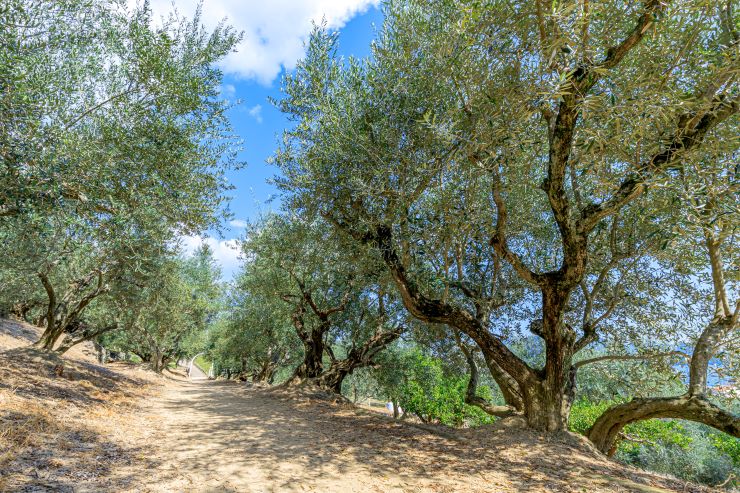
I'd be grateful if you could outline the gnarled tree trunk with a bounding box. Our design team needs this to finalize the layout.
[33,269,109,351]
[284,282,351,384]
[588,232,740,454]
[254,357,278,383]
[315,325,403,393]
[588,394,740,456]
[291,325,328,380]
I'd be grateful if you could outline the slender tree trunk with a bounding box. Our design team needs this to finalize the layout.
[34,325,63,351]
[34,274,62,351]
[456,334,521,418]
[54,324,117,355]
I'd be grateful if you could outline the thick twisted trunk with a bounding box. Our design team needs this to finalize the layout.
[588,232,740,454]
[34,327,64,351]
[151,349,167,373]
[315,359,352,393]
[373,224,580,431]
[588,395,740,456]
[520,380,575,431]
[482,355,525,412]
[285,283,349,383]
[526,283,577,431]
[291,325,327,380]
[254,358,278,383]
[33,269,109,351]
[315,326,403,394]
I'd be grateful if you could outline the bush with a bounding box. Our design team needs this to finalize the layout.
[396,351,494,427]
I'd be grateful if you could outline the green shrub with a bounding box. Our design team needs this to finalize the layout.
[711,432,740,467]
[397,351,494,427]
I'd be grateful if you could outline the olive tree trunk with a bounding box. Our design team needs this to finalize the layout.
[314,325,403,394]
[587,233,740,454]
[33,269,109,351]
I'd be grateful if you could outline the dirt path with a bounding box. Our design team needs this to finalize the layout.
[2,319,711,493]
[188,362,208,380]
[134,380,414,492]
[125,380,698,493]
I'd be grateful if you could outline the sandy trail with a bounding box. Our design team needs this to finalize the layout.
[1,320,710,493]
[136,380,413,493]
[127,379,690,493]
[188,362,209,380]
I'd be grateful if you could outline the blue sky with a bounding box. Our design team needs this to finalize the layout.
[160,1,385,278]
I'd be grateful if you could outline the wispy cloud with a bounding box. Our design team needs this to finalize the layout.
[248,104,263,123]
[229,219,249,229]
[219,83,236,100]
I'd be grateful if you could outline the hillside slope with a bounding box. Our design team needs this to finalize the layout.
[0,319,717,492]
[0,320,161,492]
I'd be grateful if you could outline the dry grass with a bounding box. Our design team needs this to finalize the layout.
[0,392,65,448]
[0,320,161,492]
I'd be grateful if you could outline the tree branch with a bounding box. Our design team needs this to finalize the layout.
[455,330,519,418]
[489,171,541,285]
[574,350,688,370]
[578,93,740,233]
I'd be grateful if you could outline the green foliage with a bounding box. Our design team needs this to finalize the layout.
[620,423,738,488]
[99,244,224,372]
[194,355,212,373]
[0,0,240,352]
[568,400,613,436]
[389,349,494,427]
[710,432,740,467]
[1,0,241,229]
[570,400,692,452]
[1,1,737,490]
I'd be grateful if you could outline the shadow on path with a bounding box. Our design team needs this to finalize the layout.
[142,380,700,493]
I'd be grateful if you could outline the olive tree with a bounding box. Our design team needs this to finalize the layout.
[1,0,241,351]
[240,215,405,393]
[273,0,739,439]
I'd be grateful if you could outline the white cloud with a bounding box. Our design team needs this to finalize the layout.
[219,83,236,99]
[229,219,249,228]
[181,235,241,280]
[137,0,380,85]
[247,104,263,123]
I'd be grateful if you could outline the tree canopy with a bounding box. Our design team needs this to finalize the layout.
[271,0,739,452]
